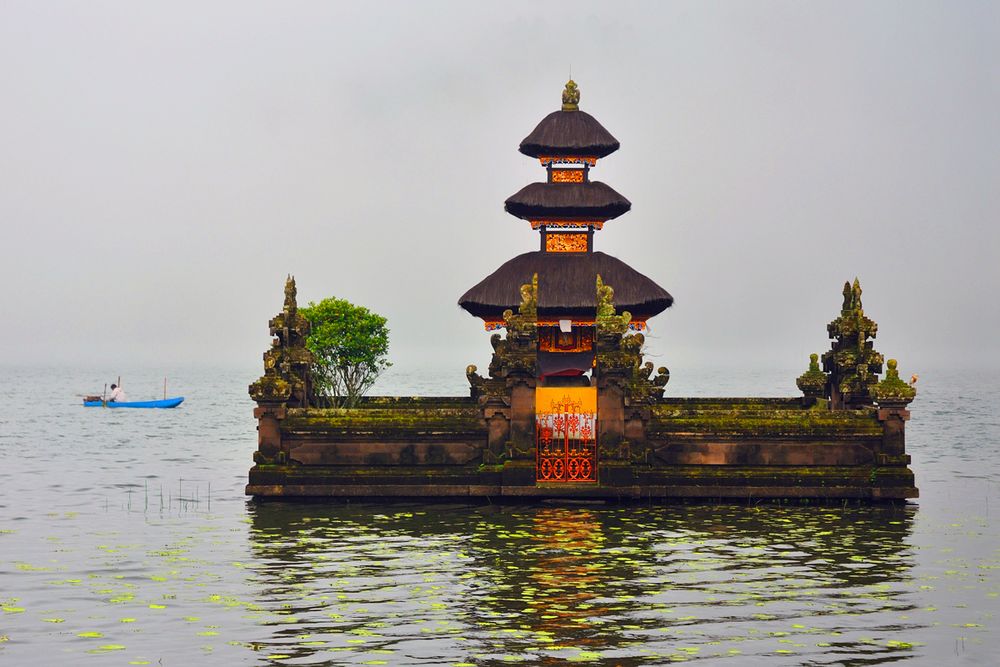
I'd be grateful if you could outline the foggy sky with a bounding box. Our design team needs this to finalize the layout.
[1,1,997,378]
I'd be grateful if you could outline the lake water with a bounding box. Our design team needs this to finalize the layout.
[1,365,998,665]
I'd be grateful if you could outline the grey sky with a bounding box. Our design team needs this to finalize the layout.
[1,1,997,377]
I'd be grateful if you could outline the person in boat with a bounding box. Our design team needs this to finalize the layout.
[108,383,127,402]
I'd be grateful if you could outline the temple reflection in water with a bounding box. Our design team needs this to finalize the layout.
[244,502,917,664]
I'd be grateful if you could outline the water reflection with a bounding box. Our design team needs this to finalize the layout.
[245,502,923,665]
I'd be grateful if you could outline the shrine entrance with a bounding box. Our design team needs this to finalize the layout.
[535,387,598,483]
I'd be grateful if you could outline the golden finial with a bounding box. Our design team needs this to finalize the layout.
[562,79,580,111]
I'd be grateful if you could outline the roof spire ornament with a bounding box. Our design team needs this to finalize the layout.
[562,79,580,111]
[283,274,298,315]
[822,278,884,409]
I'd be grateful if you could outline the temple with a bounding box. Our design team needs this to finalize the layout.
[247,81,917,501]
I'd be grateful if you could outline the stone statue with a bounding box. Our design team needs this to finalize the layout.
[596,274,616,319]
[562,79,580,111]
[466,364,486,399]
[517,273,538,318]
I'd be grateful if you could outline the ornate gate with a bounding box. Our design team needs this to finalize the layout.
[535,387,598,483]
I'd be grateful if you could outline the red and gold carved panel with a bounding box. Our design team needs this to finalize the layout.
[545,233,588,253]
[550,169,585,183]
[536,387,597,483]
[538,327,594,352]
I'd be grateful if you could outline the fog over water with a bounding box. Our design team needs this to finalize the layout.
[1,2,997,375]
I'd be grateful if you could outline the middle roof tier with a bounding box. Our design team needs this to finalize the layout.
[504,182,631,222]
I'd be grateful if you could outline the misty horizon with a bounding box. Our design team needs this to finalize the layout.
[2,2,997,378]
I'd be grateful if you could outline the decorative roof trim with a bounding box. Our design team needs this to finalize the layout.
[538,156,598,166]
[484,319,647,332]
[530,220,605,230]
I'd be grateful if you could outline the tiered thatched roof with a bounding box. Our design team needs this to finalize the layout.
[458,251,673,319]
[519,110,620,159]
[504,182,631,221]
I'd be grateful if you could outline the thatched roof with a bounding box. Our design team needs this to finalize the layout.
[505,182,631,221]
[519,110,620,159]
[458,251,673,319]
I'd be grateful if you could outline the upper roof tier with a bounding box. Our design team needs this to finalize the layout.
[518,80,620,159]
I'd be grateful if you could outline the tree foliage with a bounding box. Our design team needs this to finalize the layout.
[300,297,391,407]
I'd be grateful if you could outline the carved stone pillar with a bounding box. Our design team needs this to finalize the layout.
[597,371,627,455]
[483,400,511,464]
[877,403,910,458]
[508,374,537,459]
[871,359,917,462]
[624,405,651,464]
[252,401,288,464]
[249,375,291,464]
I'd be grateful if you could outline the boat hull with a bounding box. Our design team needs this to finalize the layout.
[83,397,184,409]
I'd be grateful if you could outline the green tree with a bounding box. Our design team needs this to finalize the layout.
[300,297,391,407]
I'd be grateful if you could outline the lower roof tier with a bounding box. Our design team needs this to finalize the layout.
[504,182,631,221]
[458,251,673,320]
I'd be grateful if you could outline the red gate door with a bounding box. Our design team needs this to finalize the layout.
[536,387,597,483]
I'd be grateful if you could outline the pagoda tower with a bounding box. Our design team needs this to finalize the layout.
[459,81,672,484]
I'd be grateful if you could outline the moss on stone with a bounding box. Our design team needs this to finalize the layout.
[283,408,485,440]
[871,359,916,403]
[649,400,882,436]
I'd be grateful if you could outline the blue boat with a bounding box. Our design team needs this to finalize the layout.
[83,397,184,409]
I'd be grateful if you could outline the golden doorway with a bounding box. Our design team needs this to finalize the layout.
[535,387,598,483]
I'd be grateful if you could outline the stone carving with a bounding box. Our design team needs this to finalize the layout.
[249,275,313,408]
[596,274,630,336]
[870,359,916,405]
[822,278,884,409]
[595,275,637,376]
[466,364,486,400]
[518,272,538,319]
[470,275,541,463]
[796,353,827,403]
[625,362,670,407]
[593,275,665,464]
[493,273,539,378]
[653,366,671,390]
